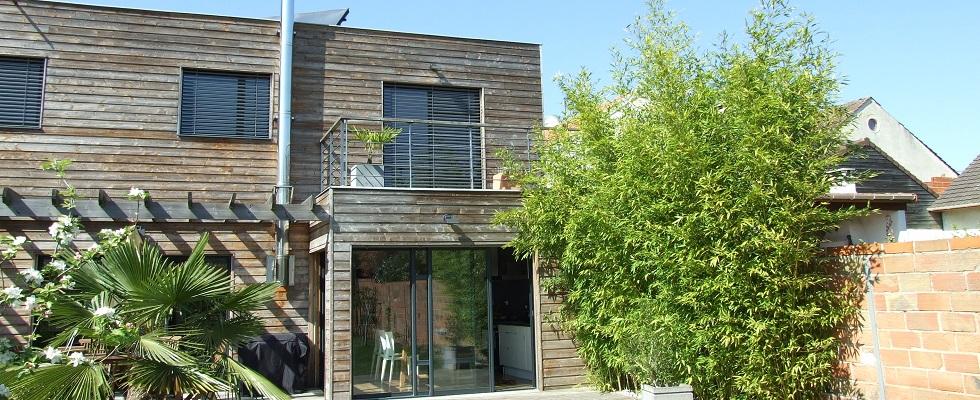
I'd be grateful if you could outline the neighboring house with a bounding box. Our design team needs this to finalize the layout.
[929,154,980,232]
[822,97,958,245]
[0,1,581,399]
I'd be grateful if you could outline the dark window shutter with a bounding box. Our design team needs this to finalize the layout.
[179,70,271,138]
[0,57,44,128]
[382,84,481,189]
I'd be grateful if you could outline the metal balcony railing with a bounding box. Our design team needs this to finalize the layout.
[319,117,534,191]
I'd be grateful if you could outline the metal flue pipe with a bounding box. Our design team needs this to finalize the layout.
[273,0,294,284]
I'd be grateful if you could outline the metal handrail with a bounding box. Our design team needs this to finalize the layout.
[319,116,535,191]
[319,116,531,144]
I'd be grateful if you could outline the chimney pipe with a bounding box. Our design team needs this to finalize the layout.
[273,0,294,284]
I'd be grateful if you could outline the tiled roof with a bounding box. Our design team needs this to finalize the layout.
[844,97,871,114]
[930,155,980,211]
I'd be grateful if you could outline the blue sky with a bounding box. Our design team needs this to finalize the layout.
[67,1,979,171]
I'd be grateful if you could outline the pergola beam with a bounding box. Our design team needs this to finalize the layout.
[0,188,326,222]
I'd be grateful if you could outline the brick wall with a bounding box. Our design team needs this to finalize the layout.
[847,237,980,399]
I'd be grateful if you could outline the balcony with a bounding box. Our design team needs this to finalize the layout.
[319,117,534,191]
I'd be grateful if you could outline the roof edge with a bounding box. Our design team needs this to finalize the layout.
[928,201,980,212]
[859,97,959,176]
[31,1,541,47]
[33,0,277,25]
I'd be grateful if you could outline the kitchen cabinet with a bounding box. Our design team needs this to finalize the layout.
[497,324,533,380]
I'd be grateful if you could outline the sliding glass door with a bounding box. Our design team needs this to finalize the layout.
[351,248,498,398]
[430,249,491,395]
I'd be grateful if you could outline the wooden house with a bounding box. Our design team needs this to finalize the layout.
[0,1,584,398]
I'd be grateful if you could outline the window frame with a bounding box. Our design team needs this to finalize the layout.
[0,55,47,130]
[379,81,486,189]
[176,67,274,140]
[163,253,234,273]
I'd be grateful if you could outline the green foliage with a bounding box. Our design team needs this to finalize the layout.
[352,126,401,163]
[12,235,288,400]
[497,1,866,398]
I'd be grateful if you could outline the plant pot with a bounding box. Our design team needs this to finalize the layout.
[641,384,694,400]
[351,164,384,187]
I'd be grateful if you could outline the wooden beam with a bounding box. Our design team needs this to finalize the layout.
[301,195,314,211]
[1,187,13,206]
[227,193,237,208]
[51,189,62,206]
[98,190,111,207]
[186,191,193,208]
[265,191,275,210]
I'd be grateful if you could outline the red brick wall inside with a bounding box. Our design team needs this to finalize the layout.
[846,237,980,399]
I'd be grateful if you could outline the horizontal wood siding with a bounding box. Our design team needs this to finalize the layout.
[290,25,543,199]
[0,1,280,202]
[536,261,587,390]
[324,188,538,398]
[0,220,308,337]
[840,145,941,229]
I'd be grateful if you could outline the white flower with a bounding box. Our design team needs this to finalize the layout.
[67,351,86,367]
[128,187,146,199]
[23,296,37,311]
[20,269,44,285]
[93,306,116,318]
[48,215,79,246]
[2,287,22,300]
[60,275,75,289]
[11,237,26,246]
[0,383,9,397]
[49,259,67,271]
[43,346,63,363]
[87,243,100,252]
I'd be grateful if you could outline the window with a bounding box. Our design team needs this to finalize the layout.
[164,254,232,272]
[0,56,44,128]
[179,70,270,138]
[383,84,482,189]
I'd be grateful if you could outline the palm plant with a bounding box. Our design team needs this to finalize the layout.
[351,126,400,164]
[0,234,289,400]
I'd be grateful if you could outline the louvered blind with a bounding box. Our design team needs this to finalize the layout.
[179,70,271,138]
[0,57,44,128]
[382,84,481,189]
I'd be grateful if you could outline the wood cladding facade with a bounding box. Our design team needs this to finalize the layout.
[0,1,564,396]
[0,220,309,334]
[0,0,281,203]
[316,188,584,398]
[290,25,542,199]
[840,144,941,229]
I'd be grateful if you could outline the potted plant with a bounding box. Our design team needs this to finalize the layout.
[350,126,400,187]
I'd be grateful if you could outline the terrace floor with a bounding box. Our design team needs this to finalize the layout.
[290,388,634,399]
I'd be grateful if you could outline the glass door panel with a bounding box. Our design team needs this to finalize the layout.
[430,249,491,395]
[413,250,431,396]
[352,250,413,397]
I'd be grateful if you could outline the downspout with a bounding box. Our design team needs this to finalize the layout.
[273,0,294,284]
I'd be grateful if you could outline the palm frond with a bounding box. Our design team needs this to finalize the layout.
[181,313,264,352]
[135,334,195,366]
[223,357,290,400]
[222,283,279,313]
[126,236,230,325]
[4,363,111,400]
[124,359,230,396]
[92,239,170,297]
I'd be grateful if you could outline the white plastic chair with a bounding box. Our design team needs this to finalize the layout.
[378,331,398,385]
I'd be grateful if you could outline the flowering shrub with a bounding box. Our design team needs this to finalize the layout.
[0,160,288,400]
